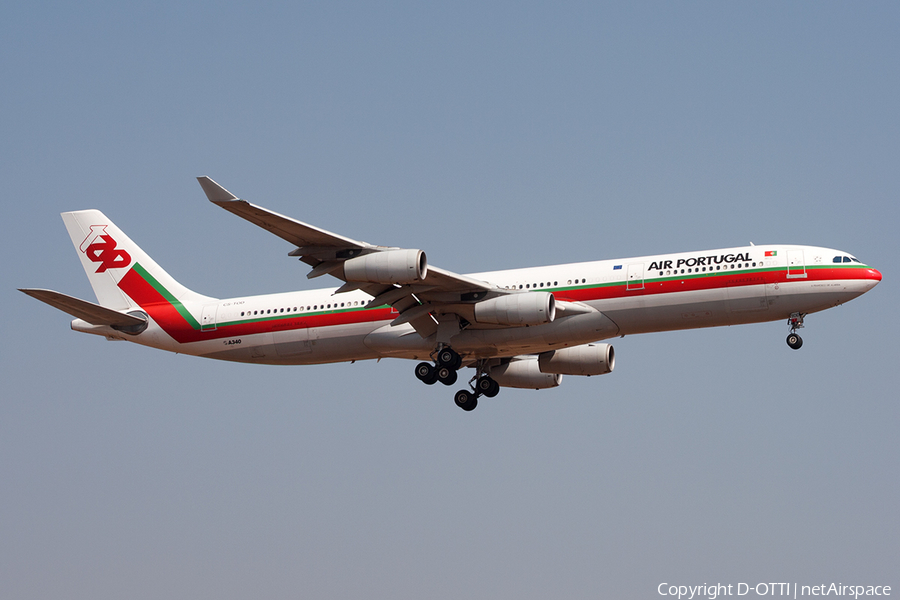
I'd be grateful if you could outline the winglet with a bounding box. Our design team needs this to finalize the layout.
[197,176,239,203]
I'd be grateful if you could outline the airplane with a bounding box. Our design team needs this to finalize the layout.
[21,177,882,411]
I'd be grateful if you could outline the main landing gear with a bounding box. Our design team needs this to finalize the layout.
[414,348,500,411]
[452,374,501,412]
[786,312,806,350]
[414,346,461,386]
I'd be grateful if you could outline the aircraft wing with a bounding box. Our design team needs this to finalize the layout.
[197,177,369,250]
[198,177,497,336]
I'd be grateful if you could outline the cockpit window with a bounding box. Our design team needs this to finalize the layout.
[834,255,862,264]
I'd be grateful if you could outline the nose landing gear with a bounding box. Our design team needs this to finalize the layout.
[786,312,806,350]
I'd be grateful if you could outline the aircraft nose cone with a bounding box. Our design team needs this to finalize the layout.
[863,267,882,291]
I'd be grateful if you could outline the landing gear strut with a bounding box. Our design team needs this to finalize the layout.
[786,312,805,350]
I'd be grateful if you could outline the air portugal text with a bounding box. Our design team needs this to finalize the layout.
[648,252,753,271]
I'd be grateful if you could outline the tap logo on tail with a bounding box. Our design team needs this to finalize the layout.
[80,225,132,273]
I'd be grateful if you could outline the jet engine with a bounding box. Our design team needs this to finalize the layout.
[474,292,556,326]
[538,343,615,376]
[490,357,561,389]
[343,249,427,284]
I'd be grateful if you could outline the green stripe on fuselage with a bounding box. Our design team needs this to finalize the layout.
[132,263,202,330]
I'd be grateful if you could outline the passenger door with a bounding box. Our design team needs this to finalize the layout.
[787,250,807,279]
[626,263,644,291]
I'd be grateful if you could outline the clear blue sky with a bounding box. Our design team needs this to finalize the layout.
[2,2,898,598]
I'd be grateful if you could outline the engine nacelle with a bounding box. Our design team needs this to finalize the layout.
[538,343,615,376]
[490,358,561,389]
[474,292,556,326]
[342,249,427,284]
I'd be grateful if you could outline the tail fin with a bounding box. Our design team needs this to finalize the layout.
[62,210,213,309]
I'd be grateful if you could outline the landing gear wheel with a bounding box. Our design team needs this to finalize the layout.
[415,362,438,385]
[437,348,462,370]
[454,389,478,411]
[437,367,458,386]
[476,376,500,398]
[786,333,803,350]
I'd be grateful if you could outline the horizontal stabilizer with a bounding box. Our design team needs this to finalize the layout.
[19,288,147,327]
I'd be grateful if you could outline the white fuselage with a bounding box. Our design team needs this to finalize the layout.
[84,243,880,366]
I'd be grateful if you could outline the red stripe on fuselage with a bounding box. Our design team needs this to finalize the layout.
[555,266,878,303]
[117,267,395,344]
[117,267,205,343]
[118,265,878,345]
